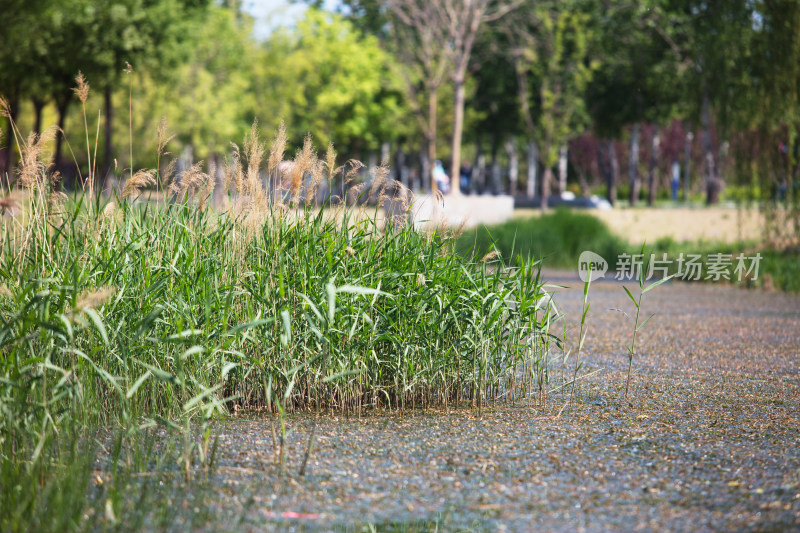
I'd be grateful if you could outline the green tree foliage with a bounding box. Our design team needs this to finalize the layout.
[586,1,687,139]
[264,9,407,156]
[123,5,256,164]
[506,1,595,206]
[0,0,210,178]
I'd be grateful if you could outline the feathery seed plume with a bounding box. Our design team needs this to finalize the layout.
[267,121,287,176]
[244,121,265,198]
[289,134,315,202]
[76,286,117,311]
[73,72,90,103]
[481,250,501,262]
[156,117,175,157]
[0,96,11,118]
[344,159,364,185]
[123,169,156,199]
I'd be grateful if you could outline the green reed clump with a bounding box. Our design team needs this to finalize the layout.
[0,90,562,529]
[1,197,554,427]
[0,112,559,443]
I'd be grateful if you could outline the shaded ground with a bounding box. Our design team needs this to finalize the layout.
[166,279,800,531]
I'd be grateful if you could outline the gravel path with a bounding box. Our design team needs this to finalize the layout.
[205,279,800,532]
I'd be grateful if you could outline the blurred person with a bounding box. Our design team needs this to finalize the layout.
[460,163,472,193]
[433,160,450,194]
[671,160,680,201]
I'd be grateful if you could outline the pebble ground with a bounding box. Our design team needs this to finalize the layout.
[204,278,800,532]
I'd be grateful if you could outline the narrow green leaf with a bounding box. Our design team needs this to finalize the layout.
[623,286,639,309]
[643,273,676,293]
[126,370,152,399]
[637,313,656,331]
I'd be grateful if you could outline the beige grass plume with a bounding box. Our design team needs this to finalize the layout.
[0,96,12,117]
[75,286,116,311]
[344,159,365,185]
[224,144,244,195]
[160,159,178,193]
[102,201,121,222]
[170,161,211,203]
[305,159,326,208]
[480,250,501,262]
[244,121,265,199]
[288,134,315,204]
[370,157,391,199]
[123,169,156,199]
[324,142,338,180]
[268,121,287,177]
[157,117,174,156]
[17,127,57,193]
[73,72,90,103]
[0,284,12,300]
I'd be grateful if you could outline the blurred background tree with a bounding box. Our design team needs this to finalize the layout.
[0,0,798,225]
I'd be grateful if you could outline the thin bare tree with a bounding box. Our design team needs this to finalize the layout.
[388,0,520,195]
[387,0,451,192]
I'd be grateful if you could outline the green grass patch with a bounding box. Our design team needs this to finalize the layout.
[456,208,627,269]
[457,210,799,292]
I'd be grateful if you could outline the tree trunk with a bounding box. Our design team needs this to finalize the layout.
[505,137,518,197]
[608,140,619,206]
[449,77,465,194]
[32,98,45,136]
[490,132,501,195]
[103,85,113,189]
[1,98,19,183]
[647,125,660,206]
[684,131,693,202]
[597,140,611,203]
[541,166,552,211]
[395,147,407,188]
[474,140,485,195]
[381,141,390,167]
[629,123,640,205]
[526,141,538,200]
[419,145,430,193]
[701,94,721,204]
[558,144,568,196]
[427,87,437,194]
